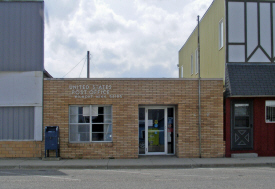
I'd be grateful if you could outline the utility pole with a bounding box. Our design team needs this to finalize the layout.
[87,51,90,78]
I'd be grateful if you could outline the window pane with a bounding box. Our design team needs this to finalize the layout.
[92,133,104,141]
[228,2,245,43]
[70,106,78,115]
[248,48,270,62]
[191,55,193,75]
[92,124,104,132]
[168,108,174,117]
[247,3,258,56]
[91,106,98,116]
[228,45,245,62]
[266,101,275,122]
[235,104,249,116]
[235,116,249,128]
[104,124,112,141]
[139,108,145,121]
[104,114,112,123]
[98,107,104,114]
[104,106,112,115]
[78,125,89,132]
[82,106,90,116]
[92,115,104,123]
[70,124,90,142]
[70,106,90,123]
[104,133,112,141]
[139,108,145,154]
[234,104,250,128]
[78,115,90,123]
[219,20,223,49]
[260,3,271,57]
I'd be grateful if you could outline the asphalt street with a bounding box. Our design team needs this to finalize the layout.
[0,167,275,189]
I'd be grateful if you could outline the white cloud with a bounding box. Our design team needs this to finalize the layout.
[44,0,213,78]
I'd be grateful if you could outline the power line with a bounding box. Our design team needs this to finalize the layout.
[79,57,86,78]
[62,56,86,78]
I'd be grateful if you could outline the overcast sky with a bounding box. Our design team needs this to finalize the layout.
[44,0,213,78]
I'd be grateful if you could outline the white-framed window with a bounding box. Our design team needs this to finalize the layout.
[266,101,275,123]
[195,49,198,74]
[191,54,193,75]
[219,19,223,49]
[69,105,112,142]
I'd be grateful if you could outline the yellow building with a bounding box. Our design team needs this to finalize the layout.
[179,0,275,157]
[178,0,225,80]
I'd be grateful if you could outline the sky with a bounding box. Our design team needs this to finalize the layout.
[44,0,213,78]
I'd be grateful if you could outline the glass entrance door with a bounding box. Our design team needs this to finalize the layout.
[139,106,175,155]
[146,109,165,154]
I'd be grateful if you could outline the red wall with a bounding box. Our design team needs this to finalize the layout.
[225,97,275,157]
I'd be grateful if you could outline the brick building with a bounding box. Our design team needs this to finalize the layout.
[43,78,224,159]
[0,0,225,159]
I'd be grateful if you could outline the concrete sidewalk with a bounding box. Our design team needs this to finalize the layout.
[1,156,275,170]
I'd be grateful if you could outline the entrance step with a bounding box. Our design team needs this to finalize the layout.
[231,153,258,158]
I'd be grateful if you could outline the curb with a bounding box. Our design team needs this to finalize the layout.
[1,163,275,170]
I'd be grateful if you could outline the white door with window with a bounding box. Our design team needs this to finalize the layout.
[139,106,175,155]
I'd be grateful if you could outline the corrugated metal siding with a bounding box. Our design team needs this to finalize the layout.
[0,107,34,140]
[0,2,44,71]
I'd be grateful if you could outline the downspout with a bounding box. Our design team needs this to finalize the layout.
[197,15,202,158]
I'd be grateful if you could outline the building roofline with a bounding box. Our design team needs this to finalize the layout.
[44,78,223,81]
[43,70,53,78]
[179,0,216,52]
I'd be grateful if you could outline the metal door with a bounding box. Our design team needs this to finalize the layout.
[231,101,253,150]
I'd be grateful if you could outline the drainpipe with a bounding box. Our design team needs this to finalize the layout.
[197,15,202,158]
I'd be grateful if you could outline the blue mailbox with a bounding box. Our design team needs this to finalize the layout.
[45,126,60,158]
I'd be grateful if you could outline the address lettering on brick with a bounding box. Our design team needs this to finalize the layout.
[69,84,122,99]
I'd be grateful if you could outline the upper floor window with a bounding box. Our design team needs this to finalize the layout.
[227,1,274,63]
[180,66,183,78]
[191,54,193,75]
[195,49,198,74]
[69,105,112,142]
[219,19,223,49]
[266,101,275,123]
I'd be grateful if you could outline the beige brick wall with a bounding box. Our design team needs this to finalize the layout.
[43,78,224,159]
[0,141,42,158]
